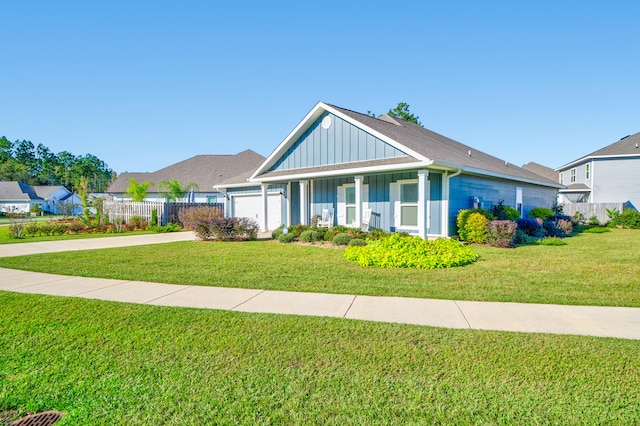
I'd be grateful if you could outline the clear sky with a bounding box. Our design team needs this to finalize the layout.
[2,1,638,174]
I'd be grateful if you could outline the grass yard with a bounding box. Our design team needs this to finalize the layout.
[1,292,639,425]
[0,228,638,307]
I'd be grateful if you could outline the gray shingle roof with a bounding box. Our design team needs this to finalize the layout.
[521,162,559,183]
[0,182,43,201]
[321,104,561,186]
[585,132,640,157]
[108,150,265,193]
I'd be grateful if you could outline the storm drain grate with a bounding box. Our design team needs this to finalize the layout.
[10,411,64,426]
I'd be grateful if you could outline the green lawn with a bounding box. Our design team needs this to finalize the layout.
[1,292,638,425]
[0,228,638,307]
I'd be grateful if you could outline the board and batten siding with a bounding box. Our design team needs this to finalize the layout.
[448,175,557,236]
[591,157,640,208]
[270,113,407,171]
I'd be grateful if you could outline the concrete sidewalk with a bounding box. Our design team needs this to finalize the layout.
[1,232,639,340]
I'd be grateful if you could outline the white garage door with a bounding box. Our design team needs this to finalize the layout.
[233,194,282,231]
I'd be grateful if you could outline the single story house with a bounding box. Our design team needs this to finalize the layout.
[556,132,640,209]
[217,102,562,237]
[107,150,265,203]
[0,182,82,215]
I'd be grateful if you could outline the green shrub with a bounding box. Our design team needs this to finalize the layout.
[323,226,351,241]
[348,238,367,247]
[513,229,539,245]
[610,208,640,229]
[277,233,296,243]
[332,232,353,246]
[151,223,182,233]
[456,208,494,241]
[68,220,86,233]
[465,213,489,244]
[271,225,284,239]
[366,228,391,240]
[151,209,158,227]
[587,216,600,226]
[529,207,554,221]
[537,237,567,246]
[24,222,41,237]
[344,234,479,269]
[288,224,312,238]
[489,199,520,220]
[486,220,517,248]
[299,230,321,243]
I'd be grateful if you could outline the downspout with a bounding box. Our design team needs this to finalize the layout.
[444,169,463,237]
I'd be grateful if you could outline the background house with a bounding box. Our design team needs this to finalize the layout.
[218,102,562,236]
[107,150,265,203]
[556,132,640,210]
[0,182,81,215]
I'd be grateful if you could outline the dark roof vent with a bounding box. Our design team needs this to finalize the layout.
[620,135,631,140]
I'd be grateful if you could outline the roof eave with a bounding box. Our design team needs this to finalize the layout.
[456,165,565,189]
[556,153,640,171]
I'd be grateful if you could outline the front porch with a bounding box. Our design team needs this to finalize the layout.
[256,169,454,239]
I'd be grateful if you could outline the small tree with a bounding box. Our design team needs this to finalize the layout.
[158,179,185,202]
[387,102,422,126]
[125,178,153,202]
[58,199,76,218]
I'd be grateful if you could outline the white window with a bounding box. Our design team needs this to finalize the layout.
[345,186,356,225]
[559,172,563,184]
[400,182,418,226]
[570,168,576,183]
[585,164,590,180]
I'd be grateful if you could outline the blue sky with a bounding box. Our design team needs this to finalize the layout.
[2,1,638,174]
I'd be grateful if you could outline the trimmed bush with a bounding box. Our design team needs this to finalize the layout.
[528,207,554,221]
[271,226,284,239]
[332,233,353,246]
[610,208,640,229]
[513,229,539,245]
[151,223,182,233]
[581,226,610,234]
[348,238,367,247]
[465,212,489,244]
[489,199,520,220]
[456,208,494,241]
[288,224,312,238]
[486,220,517,248]
[344,234,479,269]
[516,218,543,238]
[299,230,321,243]
[587,216,600,226]
[193,217,259,241]
[277,233,296,243]
[178,206,223,230]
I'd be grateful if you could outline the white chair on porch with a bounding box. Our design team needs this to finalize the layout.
[317,208,334,228]
[361,208,372,232]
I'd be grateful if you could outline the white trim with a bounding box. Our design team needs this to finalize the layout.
[556,153,640,171]
[355,176,362,228]
[458,166,565,189]
[254,161,429,183]
[393,178,420,232]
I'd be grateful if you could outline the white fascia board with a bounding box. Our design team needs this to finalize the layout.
[214,181,261,190]
[249,102,430,180]
[559,188,592,193]
[555,153,640,171]
[253,160,430,183]
[460,166,565,189]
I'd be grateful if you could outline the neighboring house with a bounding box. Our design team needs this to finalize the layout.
[107,150,266,203]
[555,132,640,209]
[522,162,559,184]
[0,182,82,215]
[217,102,562,236]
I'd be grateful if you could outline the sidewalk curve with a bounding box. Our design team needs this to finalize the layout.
[1,232,639,340]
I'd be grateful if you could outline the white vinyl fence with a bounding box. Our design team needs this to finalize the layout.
[103,201,224,226]
[560,202,630,223]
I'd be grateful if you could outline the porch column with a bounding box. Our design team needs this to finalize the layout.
[418,170,429,239]
[285,182,291,227]
[442,172,449,237]
[354,175,362,228]
[299,180,308,225]
[261,184,268,232]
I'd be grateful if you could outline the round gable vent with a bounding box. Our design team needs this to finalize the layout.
[321,115,332,129]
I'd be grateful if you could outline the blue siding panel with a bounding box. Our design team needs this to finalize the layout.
[270,113,407,171]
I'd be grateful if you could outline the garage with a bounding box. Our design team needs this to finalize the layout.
[232,193,282,231]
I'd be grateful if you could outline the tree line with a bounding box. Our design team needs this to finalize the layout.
[0,136,114,192]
